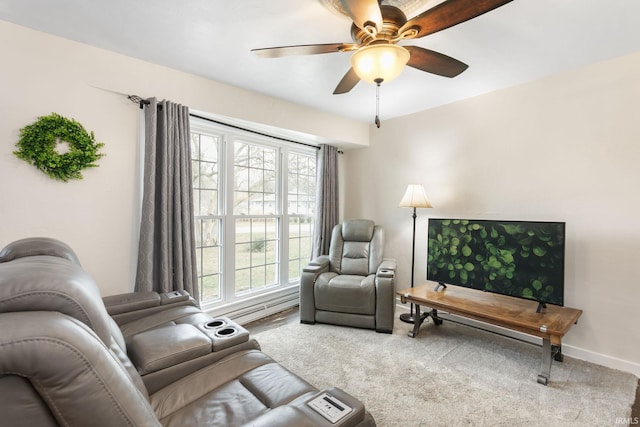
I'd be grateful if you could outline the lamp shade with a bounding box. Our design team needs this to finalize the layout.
[350,44,410,84]
[399,184,432,208]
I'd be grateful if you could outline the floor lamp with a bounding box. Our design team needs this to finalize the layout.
[398,184,432,324]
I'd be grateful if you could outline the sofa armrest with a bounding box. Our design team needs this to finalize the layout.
[103,291,161,316]
[128,324,212,375]
[375,258,396,333]
[303,255,330,273]
[159,290,191,305]
[104,290,199,326]
[377,258,397,278]
[300,256,330,324]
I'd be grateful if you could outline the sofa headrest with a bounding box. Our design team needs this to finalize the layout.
[0,255,113,344]
[341,219,375,242]
[0,237,81,265]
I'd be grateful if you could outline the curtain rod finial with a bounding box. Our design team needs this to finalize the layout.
[128,94,150,109]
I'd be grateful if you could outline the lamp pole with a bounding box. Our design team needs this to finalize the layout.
[399,207,419,323]
[398,184,432,324]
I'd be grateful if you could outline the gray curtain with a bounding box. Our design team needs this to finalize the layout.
[312,144,339,258]
[135,98,199,302]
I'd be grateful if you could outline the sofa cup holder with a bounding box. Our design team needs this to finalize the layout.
[214,326,238,338]
[204,319,227,329]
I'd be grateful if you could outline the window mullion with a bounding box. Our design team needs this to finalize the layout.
[280,148,289,285]
[222,134,236,303]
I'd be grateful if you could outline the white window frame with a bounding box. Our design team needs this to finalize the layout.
[191,117,316,322]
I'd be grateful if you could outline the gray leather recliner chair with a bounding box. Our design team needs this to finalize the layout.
[300,219,397,333]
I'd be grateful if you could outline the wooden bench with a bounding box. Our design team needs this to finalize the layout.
[398,282,582,385]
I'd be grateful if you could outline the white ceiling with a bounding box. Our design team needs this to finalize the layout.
[1,0,640,124]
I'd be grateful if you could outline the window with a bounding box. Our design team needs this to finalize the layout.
[287,152,316,282]
[191,118,316,309]
[191,132,222,302]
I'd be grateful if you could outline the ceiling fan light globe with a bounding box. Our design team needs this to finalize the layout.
[350,44,410,85]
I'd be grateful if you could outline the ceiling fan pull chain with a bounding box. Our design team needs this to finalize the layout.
[374,78,382,128]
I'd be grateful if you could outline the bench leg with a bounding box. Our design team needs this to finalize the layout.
[407,305,436,338]
[537,337,552,385]
[408,304,422,338]
[431,309,443,326]
[553,344,564,362]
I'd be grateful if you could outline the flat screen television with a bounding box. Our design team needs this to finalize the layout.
[427,219,565,306]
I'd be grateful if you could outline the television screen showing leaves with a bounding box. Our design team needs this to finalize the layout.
[427,219,565,306]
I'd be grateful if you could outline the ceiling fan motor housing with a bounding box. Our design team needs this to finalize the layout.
[350,5,410,45]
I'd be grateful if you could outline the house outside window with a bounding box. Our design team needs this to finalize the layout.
[191,118,315,314]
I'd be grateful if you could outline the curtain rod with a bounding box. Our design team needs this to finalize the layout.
[189,113,321,151]
[129,94,321,151]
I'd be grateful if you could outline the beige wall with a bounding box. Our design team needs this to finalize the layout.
[343,51,640,374]
[0,20,368,296]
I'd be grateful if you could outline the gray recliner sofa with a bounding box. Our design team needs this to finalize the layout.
[299,219,397,333]
[0,237,376,426]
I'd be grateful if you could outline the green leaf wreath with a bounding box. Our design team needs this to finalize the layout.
[14,113,105,182]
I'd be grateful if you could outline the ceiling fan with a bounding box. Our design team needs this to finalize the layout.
[251,0,514,95]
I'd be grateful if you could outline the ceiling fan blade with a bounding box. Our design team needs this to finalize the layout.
[400,0,513,39]
[333,68,360,94]
[405,46,468,78]
[340,0,383,33]
[252,43,358,58]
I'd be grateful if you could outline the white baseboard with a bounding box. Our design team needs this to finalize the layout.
[396,302,640,379]
[204,287,300,325]
[562,344,640,378]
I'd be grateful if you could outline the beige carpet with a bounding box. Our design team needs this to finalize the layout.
[253,319,636,426]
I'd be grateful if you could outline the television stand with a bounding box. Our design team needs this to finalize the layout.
[398,283,582,385]
[433,281,447,292]
[536,302,547,313]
